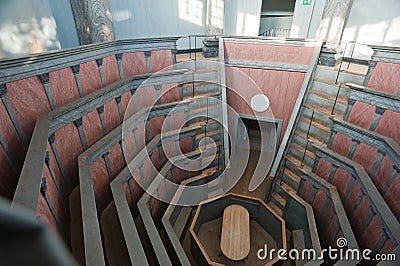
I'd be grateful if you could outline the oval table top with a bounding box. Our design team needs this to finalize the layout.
[220,204,250,261]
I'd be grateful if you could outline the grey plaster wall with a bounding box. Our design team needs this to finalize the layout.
[290,0,326,39]
[224,0,262,36]
[342,0,400,46]
[0,0,79,58]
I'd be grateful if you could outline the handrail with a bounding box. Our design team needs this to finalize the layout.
[78,99,193,265]
[313,144,400,246]
[12,69,186,218]
[110,128,220,265]
[331,117,400,167]
[137,143,221,265]
[282,185,324,265]
[161,168,221,265]
[298,168,360,261]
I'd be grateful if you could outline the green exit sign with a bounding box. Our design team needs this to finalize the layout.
[302,0,312,5]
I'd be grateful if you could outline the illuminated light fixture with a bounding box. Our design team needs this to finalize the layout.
[250,94,270,112]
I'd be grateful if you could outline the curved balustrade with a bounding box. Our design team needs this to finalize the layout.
[313,144,400,254]
[11,69,186,242]
[298,169,360,264]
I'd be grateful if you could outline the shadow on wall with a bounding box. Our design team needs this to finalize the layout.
[341,0,400,46]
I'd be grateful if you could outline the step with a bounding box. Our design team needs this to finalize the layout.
[316,62,368,77]
[294,130,326,147]
[271,192,286,210]
[299,117,331,135]
[286,155,312,172]
[282,168,301,191]
[309,89,348,106]
[267,201,283,217]
[291,142,316,161]
[304,102,335,117]
[315,66,366,84]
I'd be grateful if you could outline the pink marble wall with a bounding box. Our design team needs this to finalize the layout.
[347,102,375,129]
[160,83,180,103]
[151,147,161,172]
[50,68,80,107]
[312,190,328,218]
[224,42,314,65]
[374,155,394,192]
[122,182,133,210]
[300,181,313,202]
[380,239,396,254]
[122,131,137,163]
[120,91,132,118]
[360,216,384,251]
[103,55,120,86]
[384,174,400,220]
[135,122,146,151]
[122,52,147,77]
[151,50,173,73]
[376,110,400,144]
[352,143,378,174]
[55,123,83,187]
[109,143,125,180]
[368,62,400,94]
[82,110,103,147]
[331,133,352,157]
[80,60,102,95]
[135,86,157,110]
[225,65,305,144]
[332,168,352,199]
[169,111,185,131]
[46,142,65,198]
[149,116,165,139]
[104,100,120,133]
[6,76,51,138]
[315,158,333,180]
[90,158,111,213]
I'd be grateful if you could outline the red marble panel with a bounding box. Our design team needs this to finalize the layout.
[141,158,154,189]
[131,168,144,201]
[55,123,83,187]
[134,86,157,110]
[376,110,400,144]
[321,201,334,226]
[180,136,192,154]
[104,100,120,133]
[331,132,353,157]
[122,182,133,210]
[332,168,352,199]
[300,181,313,202]
[80,60,102,95]
[0,146,18,199]
[150,50,173,73]
[169,111,185,131]
[151,147,161,172]
[37,194,58,233]
[312,190,328,218]
[109,143,125,179]
[379,239,396,254]
[374,155,394,192]
[173,167,185,184]
[351,196,372,232]
[224,42,315,65]
[120,91,133,118]
[343,181,362,215]
[368,62,400,94]
[163,140,177,158]
[352,143,378,174]
[326,214,339,246]
[90,157,111,213]
[347,102,375,129]
[7,76,51,138]
[103,55,120,86]
[135,122,146,150]
[122,131,137,162]
[360,215,384,250]
[160,83,180,103]
[315,158,332,180]
[149,116,165,138]
[46,142,65,198]
[50,67,80,107]
[0,101,24,166]
[82,110,103,147]
[122,52,147,77]
[41,165,67,231]
[384,175,400,218]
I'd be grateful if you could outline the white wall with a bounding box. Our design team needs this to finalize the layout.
[224,0,262,36]
[342,0,400,46]
[290,0,326,38]
[0,0,79,58]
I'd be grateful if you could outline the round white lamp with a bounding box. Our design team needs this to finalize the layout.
[250,94,270,113]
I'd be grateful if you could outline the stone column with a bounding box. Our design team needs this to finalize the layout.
[316,0,354,47]
[70,0,115,45]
